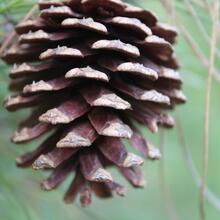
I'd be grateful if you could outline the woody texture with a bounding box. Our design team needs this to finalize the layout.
[2,0,186,206]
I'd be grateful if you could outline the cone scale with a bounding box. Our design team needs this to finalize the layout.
[2,0,186,206]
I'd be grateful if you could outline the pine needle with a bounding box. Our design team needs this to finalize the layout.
[155,4,179,218]
[182,0,220,60]
[175,112,220,211]
[160,0,220,84]
[201,0,212,14]
[159,130,178,220]
[200,1,219,220]
[162,0,176,23]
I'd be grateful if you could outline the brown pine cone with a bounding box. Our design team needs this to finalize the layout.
[2,0,186,206]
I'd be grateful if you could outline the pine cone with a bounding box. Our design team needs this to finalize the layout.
[2,0,186,206]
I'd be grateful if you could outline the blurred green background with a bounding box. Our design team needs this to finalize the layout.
[0,0,220,220]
